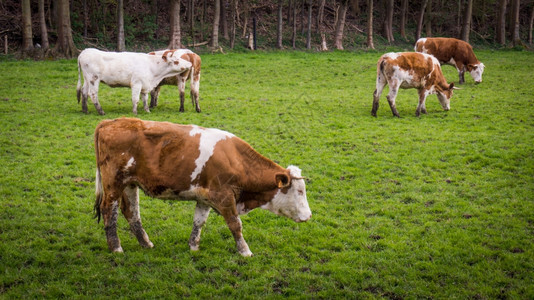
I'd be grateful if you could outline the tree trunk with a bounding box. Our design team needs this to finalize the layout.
[400,0,408,40]
[54,0,77,58]
[529,3,534,45]
[117,0,125,51]
[221,0,229,40]
[461,0,473,42]
[415,0,429,40]
[291,0,297,49]
[497,0,507,44]
[230,0,237,48]
[334,0,348,50]
[316,0,325,34]
[83,0,88,38]
[306,0,312,49]
[277,0,283,49]
[382,0,394,42]
[211,0,221,48]
[190,0,195,47]
[367,0,374,49]
[350,0,360,15]
[39,0,49,49]
[22,0,33,52]
[169,0,181,49]
[425,0,432,37]
[511,0,521,45]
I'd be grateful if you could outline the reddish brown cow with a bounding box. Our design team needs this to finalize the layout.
[94,118,311,256]
[148,49,202,112]
[372,52,456,117]
[415,37,485,84]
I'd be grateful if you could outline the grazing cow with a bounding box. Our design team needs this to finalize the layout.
[372,52,456,117]
[94,118,312,256]
[415,37,485,84]
[148,49,202,112]
[76,48,192,115]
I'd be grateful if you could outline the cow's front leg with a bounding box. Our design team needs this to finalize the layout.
[416,90,428,117]
[456,64,465,84]
[131,85,142,115]
[141,92,150,113]
[120,185,153,249]
[224,214,252,257]
[101,195,123,252]
[150,86,160,108]
[188,202,211,251]
[191,77,201,113]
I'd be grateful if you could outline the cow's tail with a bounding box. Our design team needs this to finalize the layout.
[76,58,82,104]
[376,59,387,86]
[94,124,103,223]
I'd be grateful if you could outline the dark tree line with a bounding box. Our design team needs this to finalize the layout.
[3,0,534,58]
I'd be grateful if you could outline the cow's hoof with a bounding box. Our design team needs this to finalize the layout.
[112,247,124,253]
[189,245,200,251]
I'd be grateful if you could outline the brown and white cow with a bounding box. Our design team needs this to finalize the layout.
[415,37,485,84]
[372,52,456,117]
[148,49,202,112]
[94,118,311,256]
[77,48,192,115]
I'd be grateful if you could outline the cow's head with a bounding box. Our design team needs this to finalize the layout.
[161,50,192,73]
[467,62,485,84]
[261,166,312,223]
[437,82,456,111]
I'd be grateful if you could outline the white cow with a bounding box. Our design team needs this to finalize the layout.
[76,48,192,115]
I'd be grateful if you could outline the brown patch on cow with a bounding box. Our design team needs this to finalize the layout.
[180,53,202,81]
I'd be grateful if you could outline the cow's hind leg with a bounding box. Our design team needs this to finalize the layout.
[188,202,211,251]
[191,74,201,113]
[120,184,154,249]
[372,76,386,117]
[386,79,401,117]
[87,78,105,115]
[101,193,123,252]
[178,76,186,112]
[141,92,150,113]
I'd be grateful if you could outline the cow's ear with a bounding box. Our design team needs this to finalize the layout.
[275,173,291,188]
[466,64,475,71]
[449,82,455,90]
[162,55,168,62]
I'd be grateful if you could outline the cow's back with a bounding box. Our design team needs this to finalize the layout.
[415,37,477,65]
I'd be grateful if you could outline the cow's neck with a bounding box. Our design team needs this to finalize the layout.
[237,142,287,193]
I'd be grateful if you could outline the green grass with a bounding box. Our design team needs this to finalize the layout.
[1,49,533,298]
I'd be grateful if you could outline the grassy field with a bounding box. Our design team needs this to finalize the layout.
[1,49,533,298]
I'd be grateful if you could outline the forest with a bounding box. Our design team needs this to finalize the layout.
[2,0,534,58]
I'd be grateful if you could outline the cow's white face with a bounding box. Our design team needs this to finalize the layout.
[163,52,192,73]
[261,166,312,223]
[437,82,454,111]
[469,63,485,83]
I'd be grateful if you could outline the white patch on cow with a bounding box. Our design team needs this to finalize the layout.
[384,52,400,60]
[448,57,457,66]
[261,166,312,223]
[189,126,235,182]
[470,62,485,83]
[124,157,135,171]
[392,66,416,88]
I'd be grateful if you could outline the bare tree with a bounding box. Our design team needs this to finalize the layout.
[367,0,374,49]
[277,0,283,49]
[22,0,33,52]
[292,0,298,49]
[425,0,432,37]
[230,0,237,48]
[334,0,349,50]
[306,0,312,49]
[211,0,221,48]
[221,0,229,40]
[461,0,473,42]
[496,0,507,45]
[511,0,521,45]
[169,0,182,49]
[117,0,125,51]
[316,0,325,34]
[529,4,534,45]
[400,0,408,40]
[383,0,395,42]
[190,0,195,47]
[39,0,49,49]
[415,0,429,40]
[53,0,77,58]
